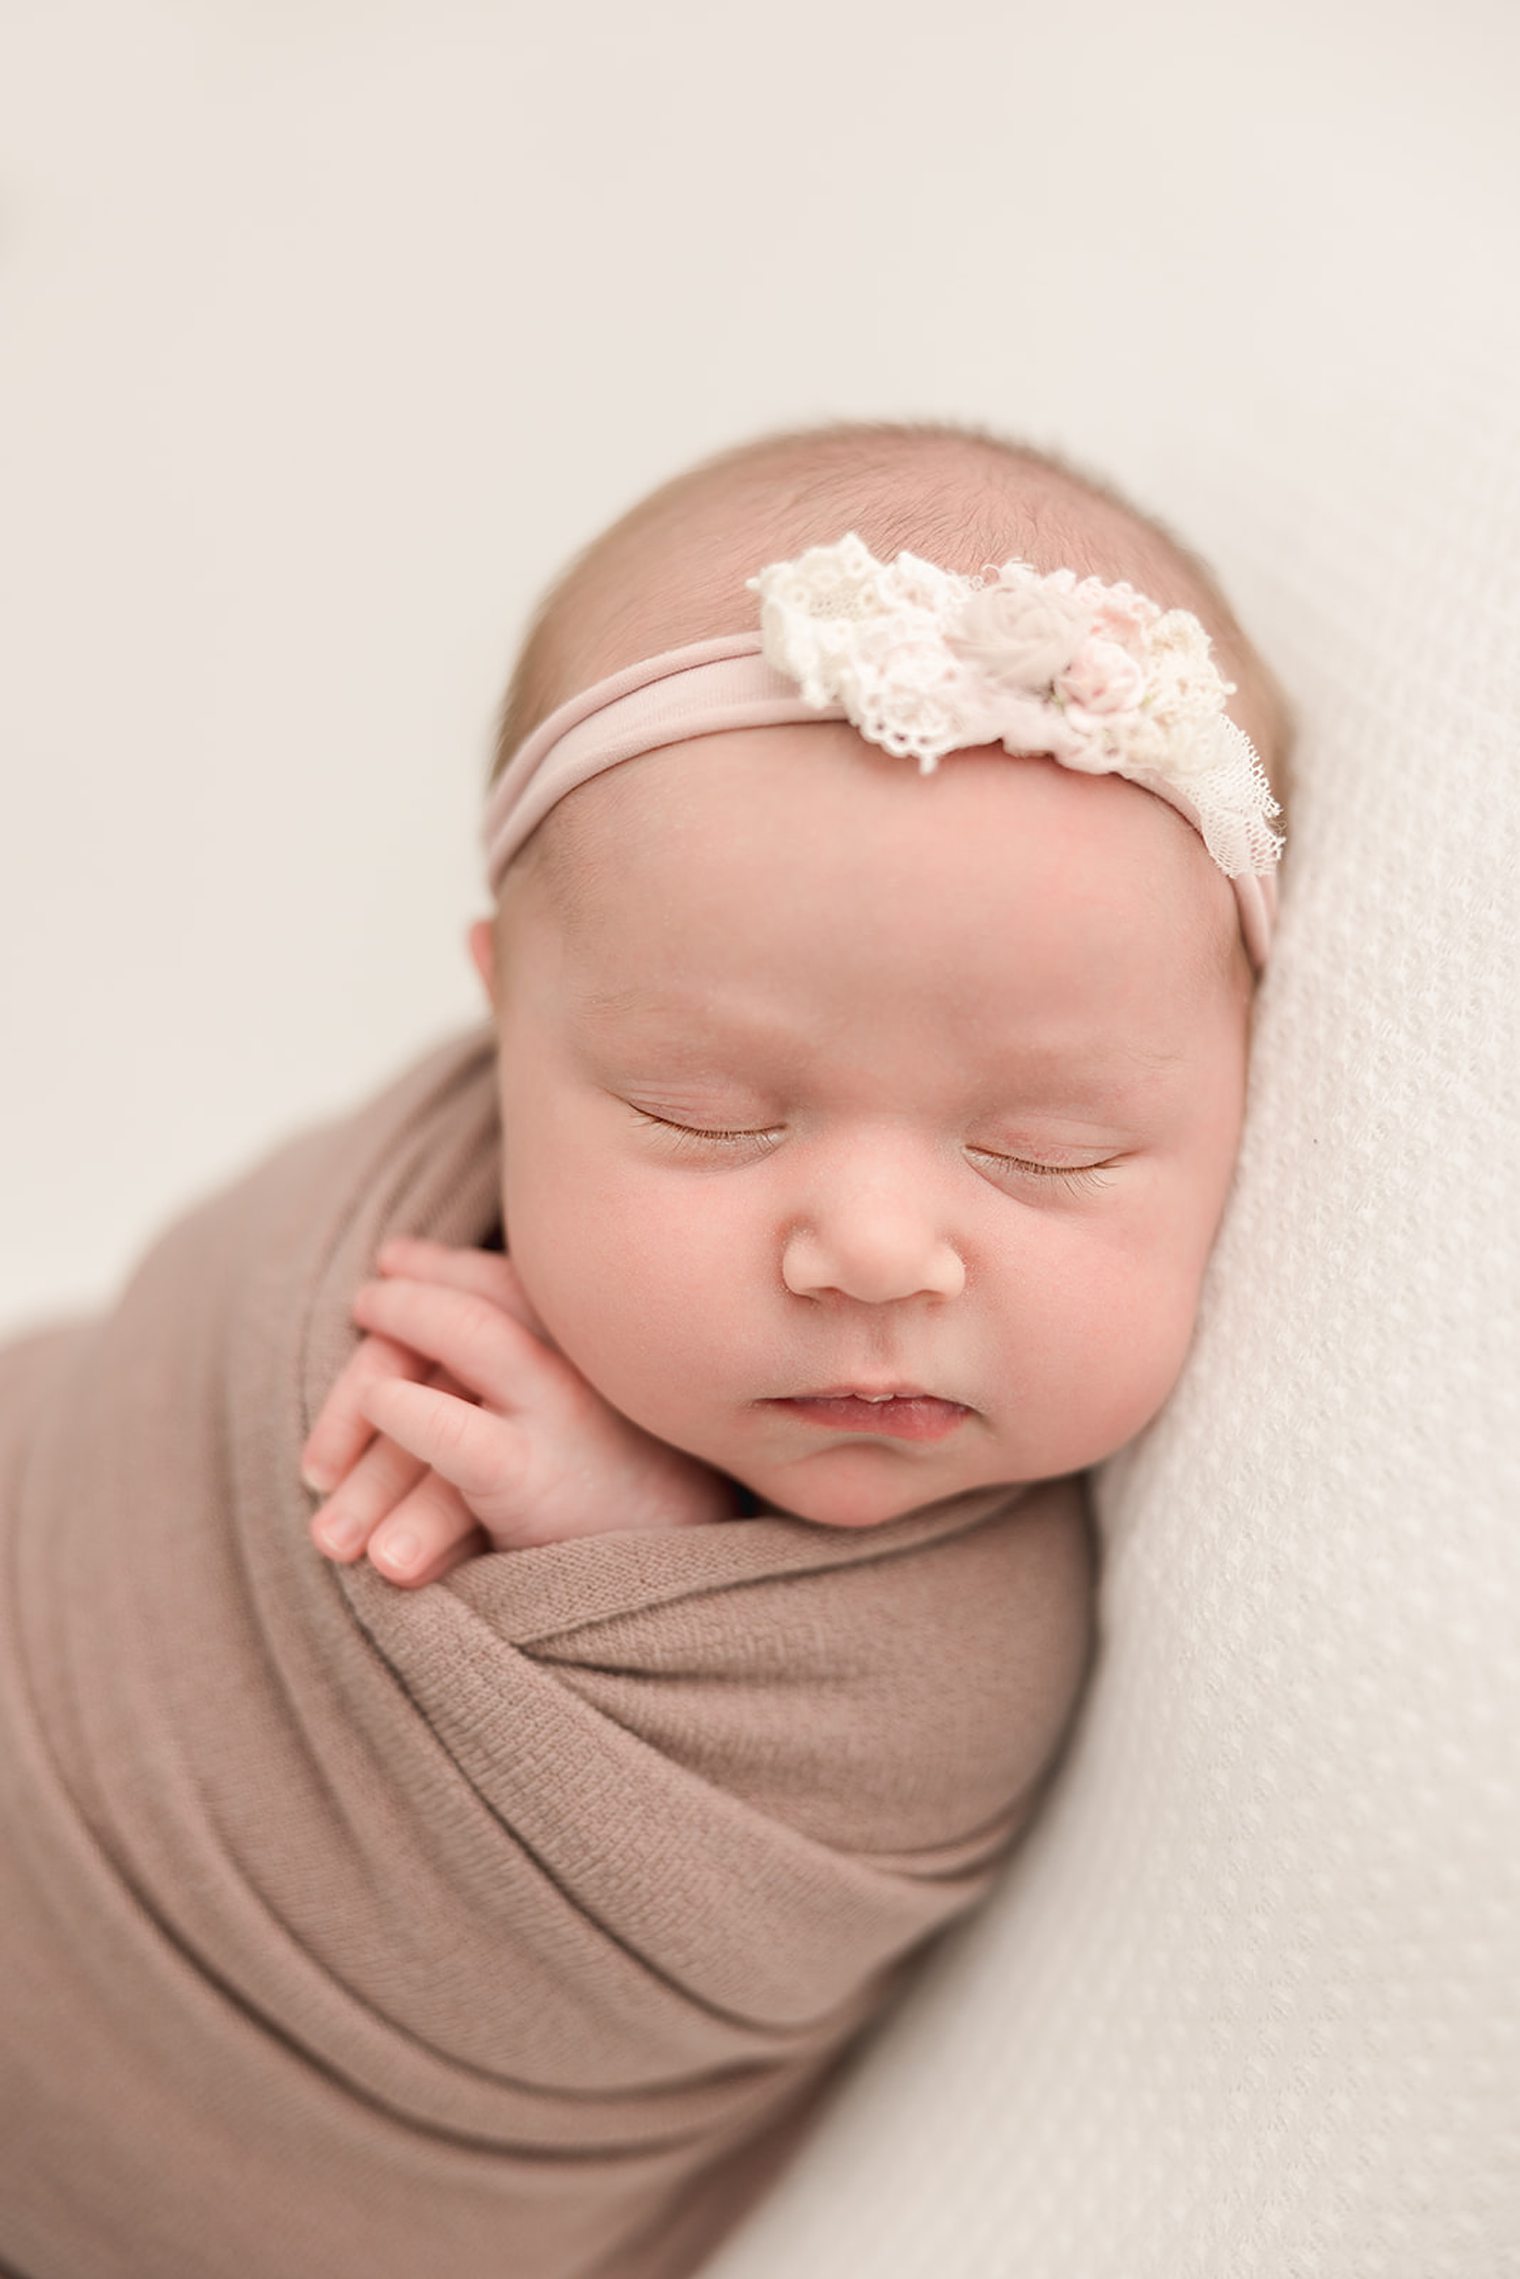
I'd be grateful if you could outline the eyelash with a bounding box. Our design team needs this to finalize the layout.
[630,1112,1117,1195]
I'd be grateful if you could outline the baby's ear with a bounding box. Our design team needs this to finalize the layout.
[466,917,497,1011]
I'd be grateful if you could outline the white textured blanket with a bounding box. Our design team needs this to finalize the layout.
[698,313,1520,2279]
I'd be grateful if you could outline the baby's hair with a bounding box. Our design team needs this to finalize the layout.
[486,417,1298,994]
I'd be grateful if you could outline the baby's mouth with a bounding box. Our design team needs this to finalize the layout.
[766,1393,971,1442]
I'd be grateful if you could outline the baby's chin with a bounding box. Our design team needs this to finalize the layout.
[731,1461,1020,1531]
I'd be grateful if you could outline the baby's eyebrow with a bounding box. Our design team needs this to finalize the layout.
[1113,1039,1189,1072]
[571,987,796,1051]
[569,987,1189,1084]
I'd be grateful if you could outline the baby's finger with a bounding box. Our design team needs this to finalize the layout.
[350,1277,558,1417]
[356,1375,528,1515]
[309,1423,430,1561]
[367,1471,491,1590]
[309,1356,481,1561]
[376,1236,560,1350]
[301,1330,435,1493]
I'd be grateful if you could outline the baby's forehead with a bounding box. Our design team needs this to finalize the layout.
[504,722,1241,1023]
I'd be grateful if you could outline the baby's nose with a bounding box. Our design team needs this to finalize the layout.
[780,1215,965,1305]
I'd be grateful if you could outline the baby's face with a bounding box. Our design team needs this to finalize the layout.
[470,722,1254,1529]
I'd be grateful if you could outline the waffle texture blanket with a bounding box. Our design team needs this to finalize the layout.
[695,186,1520,2279]
[0,1020,1096,2279]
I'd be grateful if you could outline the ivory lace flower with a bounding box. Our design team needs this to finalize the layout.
[745,530,1284,881]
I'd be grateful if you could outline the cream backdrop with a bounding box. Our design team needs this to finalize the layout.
[5,1,1518,2272]
[0,0,1509,1340]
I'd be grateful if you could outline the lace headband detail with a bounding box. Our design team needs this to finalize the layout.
[482,531,1283,971]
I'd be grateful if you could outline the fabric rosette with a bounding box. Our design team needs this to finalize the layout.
[746,532,1283,880]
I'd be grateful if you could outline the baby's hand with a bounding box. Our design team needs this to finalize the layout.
[303,1236,738,1588]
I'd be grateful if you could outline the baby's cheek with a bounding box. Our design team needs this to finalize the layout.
[496,1164,610,1363]
[1003,1239,1203,1476]
[1084,1255,1211,1456]
[500,1170,712,1410]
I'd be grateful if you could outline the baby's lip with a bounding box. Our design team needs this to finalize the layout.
[777,1385,966,1405]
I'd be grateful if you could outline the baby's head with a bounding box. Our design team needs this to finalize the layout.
[465,420,1296,1529]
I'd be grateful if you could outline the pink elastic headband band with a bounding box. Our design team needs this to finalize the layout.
[481,631,1279,974]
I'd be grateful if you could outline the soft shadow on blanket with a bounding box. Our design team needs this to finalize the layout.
[0,1022,1096,2279]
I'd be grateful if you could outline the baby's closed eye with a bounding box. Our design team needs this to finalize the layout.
[628,1108,1122,1195]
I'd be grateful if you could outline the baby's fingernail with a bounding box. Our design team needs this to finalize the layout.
[302,1462,335,1493]
[317,1515,364,1556]
[379,1531,421,1573]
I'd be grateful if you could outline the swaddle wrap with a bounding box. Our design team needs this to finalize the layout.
[0,1019,1095,2279]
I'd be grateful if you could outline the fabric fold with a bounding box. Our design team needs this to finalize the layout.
[0,1019,1096,2279]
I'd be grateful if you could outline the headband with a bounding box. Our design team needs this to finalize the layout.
[482,531,1284,972]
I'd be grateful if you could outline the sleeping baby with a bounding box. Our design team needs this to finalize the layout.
[302,418,1292,1590]
[0,415,1293,2279]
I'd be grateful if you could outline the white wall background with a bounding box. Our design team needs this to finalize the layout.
[3,0,1515,1338]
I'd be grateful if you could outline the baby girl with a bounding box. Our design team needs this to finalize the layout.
[300,415,1292,1585]
[0,414,1294,2279]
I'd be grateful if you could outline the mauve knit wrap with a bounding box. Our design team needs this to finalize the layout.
[0,1020,1096,2279]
